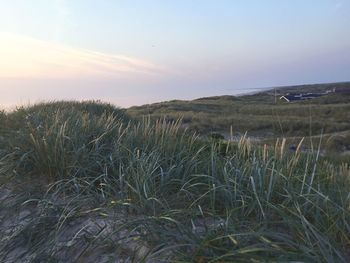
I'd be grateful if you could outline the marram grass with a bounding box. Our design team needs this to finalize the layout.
[0,101,349,262]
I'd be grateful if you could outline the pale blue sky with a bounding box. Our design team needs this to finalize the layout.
[0,0,349,107]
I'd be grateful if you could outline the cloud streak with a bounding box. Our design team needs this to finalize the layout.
[334,1,343,11]
[0,33,164,79]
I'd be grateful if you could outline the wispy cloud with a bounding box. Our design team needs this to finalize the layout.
[54,0,70,18]
[52,0,74,40]
[0,33,164,79]
[334,1,343,11]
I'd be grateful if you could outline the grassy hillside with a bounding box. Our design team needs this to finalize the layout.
[1,101,350,262]
[127,82,350,138]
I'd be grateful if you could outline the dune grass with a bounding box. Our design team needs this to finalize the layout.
[126,83,350,138]
[0,101,349,262]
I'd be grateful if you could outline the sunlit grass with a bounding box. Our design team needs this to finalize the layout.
[0,101,349,262]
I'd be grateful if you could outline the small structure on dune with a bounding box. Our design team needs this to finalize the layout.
[279,87,350,102]
[280,92,325,102]
[334,87,350,94]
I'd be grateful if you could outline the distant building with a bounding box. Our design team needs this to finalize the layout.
[279,87,350,102]
[334,88,350,93]
[280,93,325,102]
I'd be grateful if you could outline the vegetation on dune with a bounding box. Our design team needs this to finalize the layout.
[0,101,349,262]
[127,82,350,138]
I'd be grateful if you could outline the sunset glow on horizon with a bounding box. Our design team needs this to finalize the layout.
[0,0,349,108]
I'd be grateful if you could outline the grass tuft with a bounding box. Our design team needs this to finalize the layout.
[0,101,349,262]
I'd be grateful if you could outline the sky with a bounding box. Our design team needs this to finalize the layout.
[0,0,349,108]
